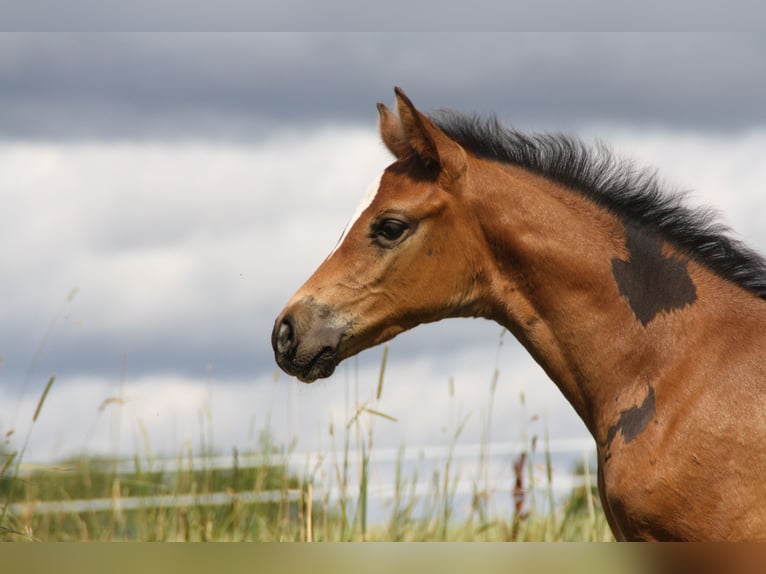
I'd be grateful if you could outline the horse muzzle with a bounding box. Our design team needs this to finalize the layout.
[272,298,351,383]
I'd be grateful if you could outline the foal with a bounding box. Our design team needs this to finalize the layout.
[273,88,766,541]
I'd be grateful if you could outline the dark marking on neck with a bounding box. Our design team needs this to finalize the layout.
[611,225,697,327]
[604,385,656,461]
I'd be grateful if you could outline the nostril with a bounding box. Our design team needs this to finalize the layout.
[275,317,295,356]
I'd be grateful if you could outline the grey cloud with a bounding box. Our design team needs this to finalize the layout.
[4,309,502,386]
[2,1,763,33]
[1,33,765,141]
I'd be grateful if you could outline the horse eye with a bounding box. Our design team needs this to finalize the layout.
[373,218,409,245]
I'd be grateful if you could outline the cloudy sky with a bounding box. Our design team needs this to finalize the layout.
[1,33,765,466]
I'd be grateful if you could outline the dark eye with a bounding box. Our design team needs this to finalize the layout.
[373,218,409,246]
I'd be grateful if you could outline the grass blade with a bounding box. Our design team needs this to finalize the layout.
[33,376,56,423]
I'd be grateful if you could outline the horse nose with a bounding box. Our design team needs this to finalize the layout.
[273,314,296,358]
[272,300,347,382]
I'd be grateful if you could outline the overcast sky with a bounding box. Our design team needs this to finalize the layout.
[1,33,765,465]
[4,2,763,32]
[2,33,765,140]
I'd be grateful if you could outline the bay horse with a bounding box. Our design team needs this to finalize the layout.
[272,88,766,541]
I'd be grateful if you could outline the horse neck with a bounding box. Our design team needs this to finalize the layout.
[468,163,700,435]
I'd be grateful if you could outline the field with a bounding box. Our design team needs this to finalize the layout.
[1,345,612,542]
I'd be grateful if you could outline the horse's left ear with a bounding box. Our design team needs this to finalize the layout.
[377,102,412,160]
[393,87,467,182]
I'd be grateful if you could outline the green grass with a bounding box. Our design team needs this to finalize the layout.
[0,336,612,542]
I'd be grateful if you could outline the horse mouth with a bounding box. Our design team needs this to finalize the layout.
[274,346,338,383]
[292,347,339,383]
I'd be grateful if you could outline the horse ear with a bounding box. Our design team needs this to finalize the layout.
[393,87,467,181]
[377,102,412,159]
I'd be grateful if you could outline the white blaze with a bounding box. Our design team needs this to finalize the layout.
[328,172,383,257]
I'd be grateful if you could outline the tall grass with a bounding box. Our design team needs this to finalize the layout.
[0,334,612,542]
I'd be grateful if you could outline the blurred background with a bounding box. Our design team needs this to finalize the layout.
[0,35,764,514]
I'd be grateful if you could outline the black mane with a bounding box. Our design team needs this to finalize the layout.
[430,111,766,300]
